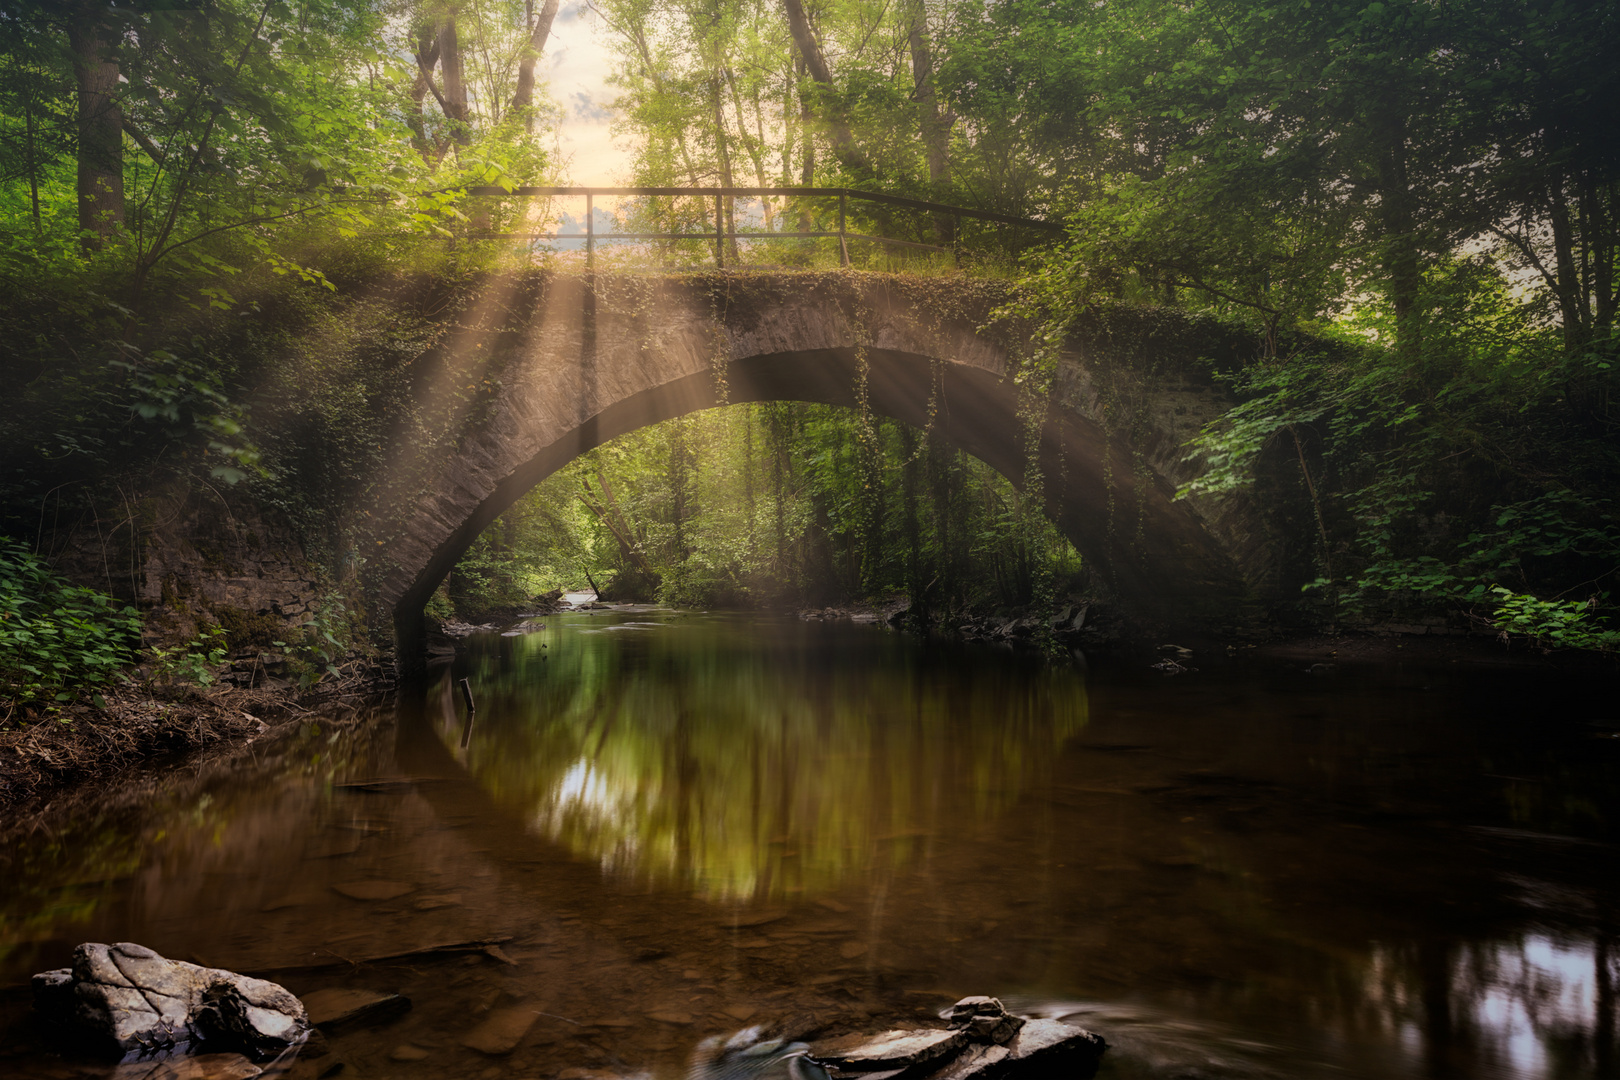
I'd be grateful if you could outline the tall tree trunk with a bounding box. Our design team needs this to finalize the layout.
[727,67,776,230]
[796,56,815,231]
[744,406,757,560]
[1548,176,1591,353]
[1586,173,1615,337]
[670,419,691,566]
[24,104,42,235]
[438,15,471,143]
[409,30,441,161]
[510,0,560,131]
[782,0,870,176]
[625,22,701,183]
[770,405,789,574]
[710,74,740,262]
[1377,114,1422,359]
[900,422,921,598]
[906,0,954,243]
[67,20,124,249]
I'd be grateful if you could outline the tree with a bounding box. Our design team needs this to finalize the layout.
[66,4,124,247]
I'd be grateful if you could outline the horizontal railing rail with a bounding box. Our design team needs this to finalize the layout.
[458,185,1064,268]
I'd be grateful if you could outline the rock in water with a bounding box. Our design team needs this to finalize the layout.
[942,997,1023,1046]
[462,1006,544,1055]
[32,943,311,1062]
[813,1029,967,1078]
[808,997,1106,1080]
[998,1020,1106,1079]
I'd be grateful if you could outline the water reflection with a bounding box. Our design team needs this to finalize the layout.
[440,613,1089,900]
[0,617,1616,1079]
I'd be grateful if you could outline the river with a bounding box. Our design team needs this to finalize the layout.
[1,607,1616,1078]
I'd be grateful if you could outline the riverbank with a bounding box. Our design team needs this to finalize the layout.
[798,595,1619,675]
[4,601,1611,819]
[0,663,394,815]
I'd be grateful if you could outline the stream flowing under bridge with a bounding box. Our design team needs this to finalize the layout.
[350,266,1284,658]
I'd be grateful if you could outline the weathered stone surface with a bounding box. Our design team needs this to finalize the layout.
[33,943,310,1063]
[998,1020,1106,1079]
[371,275,1267,667]
[942,998,1023,1046]
[462,1006,543,1055]
[299,988,411,1031]
[331,880,414,901]
[927,1044,1008,1080]
[813,1028,967,1075]
[804,999,1104,1080]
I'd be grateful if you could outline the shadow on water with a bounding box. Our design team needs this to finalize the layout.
[0,608,1616,1079]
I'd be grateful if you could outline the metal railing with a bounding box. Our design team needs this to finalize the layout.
[461,185,1064,268]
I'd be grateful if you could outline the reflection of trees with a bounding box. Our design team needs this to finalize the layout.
[1351,935,1619,1077]
[442,619,1089,900]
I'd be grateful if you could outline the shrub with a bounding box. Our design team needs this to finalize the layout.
[0,538,143,713]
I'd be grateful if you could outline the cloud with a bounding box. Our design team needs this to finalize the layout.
[571,91,613,123]
[557,1,589,23]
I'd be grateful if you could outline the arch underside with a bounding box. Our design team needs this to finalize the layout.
[390,347,1249,650]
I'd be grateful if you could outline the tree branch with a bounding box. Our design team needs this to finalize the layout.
[121,118,164,164]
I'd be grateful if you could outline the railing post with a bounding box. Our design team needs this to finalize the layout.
[838,192,850,268]
[585,192,595,268]
[715,193,725,269]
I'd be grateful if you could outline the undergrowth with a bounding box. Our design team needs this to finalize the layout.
[0,538,143,717]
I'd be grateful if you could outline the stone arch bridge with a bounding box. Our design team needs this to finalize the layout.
[353,271,1280,655]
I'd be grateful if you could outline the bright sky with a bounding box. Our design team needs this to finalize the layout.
[544,2,635,185]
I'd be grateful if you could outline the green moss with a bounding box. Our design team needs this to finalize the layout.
[212,604,289,650]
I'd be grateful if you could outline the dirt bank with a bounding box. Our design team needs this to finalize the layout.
[0,663,394,813]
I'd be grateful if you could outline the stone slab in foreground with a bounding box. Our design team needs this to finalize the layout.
[33,942,311,1062]
[689,997,1105,1080]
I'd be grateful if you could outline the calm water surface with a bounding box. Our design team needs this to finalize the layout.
[1,608,1617,1079]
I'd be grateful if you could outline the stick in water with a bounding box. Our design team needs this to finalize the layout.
[458,677,477,748]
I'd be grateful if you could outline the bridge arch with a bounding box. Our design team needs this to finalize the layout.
[360,272,1264,654]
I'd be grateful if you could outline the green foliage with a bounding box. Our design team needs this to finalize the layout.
[1488,588,1620,652]
[276,594,352,689]
[1173,256,1620,647]
[0,0,559,551]
[444,402,1082,617]
[0,538,142,711]
[147,624,230,688]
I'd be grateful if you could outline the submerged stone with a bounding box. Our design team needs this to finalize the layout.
[111,1052,265,1079]
[813,1029,967,1076]
[299,988,411,1031]
[331,880,414,901]
[461,1006,543,1055]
